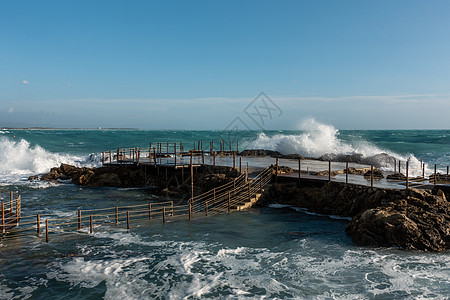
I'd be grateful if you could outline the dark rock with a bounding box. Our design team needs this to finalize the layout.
[386,173,407,181]
[262,181,450,251]
[363,169,384,179]
[239,149,283,157]
[344,167,369,175]
[319,152,396,168]
[239,149,303,160]
[28,175,39,181]
[346,189,450,251]
[282,154,304,160]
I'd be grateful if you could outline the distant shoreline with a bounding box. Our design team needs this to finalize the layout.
[1,127,140,130]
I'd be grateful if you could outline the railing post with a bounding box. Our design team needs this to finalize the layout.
[117,148,120,162]
[45,219,49,243]
[109,150,111,163]
[153,147,157,165]
[171,201,174,217]
[78,210,81,230]
[149,143,152,160]
[115,207,118,225]
[399,160,401,174]
[239,157,242,174]
[126,211,130,229]
[10,191,13,213]
[394,159,396,173]
[137,149,140,165]
[190,153,194,200]
[233,179,236,196]
[345,162,349,184]
[1,203,5,234]
[2,203,5,233]
[37,214,40,236]
[228,191,231,212]
[205,200,208,216]
[434,164,437,185]
[174,143,177,168]
[90,215,93,233]
[447,166,449,177]
[370,165,374,187]
[423,163,425,178]
[328,161,331,182]
[163,207,166,224]
[275,158,279,183]
[406,161,409,189]
[202,150,205,165]
[188,202,192,220]
[16,195,20,223]
[149,203,152,220]
[233,151,235,169]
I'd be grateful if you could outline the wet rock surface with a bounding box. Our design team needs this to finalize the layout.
[239,149,304,160]
[30,164,240,199]
[260,181,450,252]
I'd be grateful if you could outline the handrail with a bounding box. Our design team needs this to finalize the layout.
[0,167,272,245]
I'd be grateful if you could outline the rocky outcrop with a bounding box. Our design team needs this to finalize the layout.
[363,168,384,179]
[239,149,304,160]
[346,188,450,251]
[29,164,240,198]
[30,163,147,187]
[260,181,450,251]
[386,173,407,180]
[319,152,396,168]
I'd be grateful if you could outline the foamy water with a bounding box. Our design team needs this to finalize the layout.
[244,119,429,176]
[3,210,449,299]
[1,127,450,299]
[0,136,101,183]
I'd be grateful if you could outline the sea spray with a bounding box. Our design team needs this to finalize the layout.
[0,136,100,182]
[243,118,426,174]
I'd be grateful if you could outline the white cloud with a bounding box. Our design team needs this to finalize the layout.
[21,80,30,85]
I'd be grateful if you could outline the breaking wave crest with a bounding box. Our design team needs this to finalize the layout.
[245,118,420,169]
[0,136,100,183]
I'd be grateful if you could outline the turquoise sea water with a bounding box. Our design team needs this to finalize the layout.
[1,126,450,299]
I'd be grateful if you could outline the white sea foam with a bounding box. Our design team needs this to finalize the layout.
[245,118,427,175]
[45,234,450,299]
[0,136,101,183]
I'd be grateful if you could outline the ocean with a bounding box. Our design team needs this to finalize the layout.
[1,122,450,299]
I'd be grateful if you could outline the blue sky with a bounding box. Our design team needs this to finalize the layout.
[1,0,450,129]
